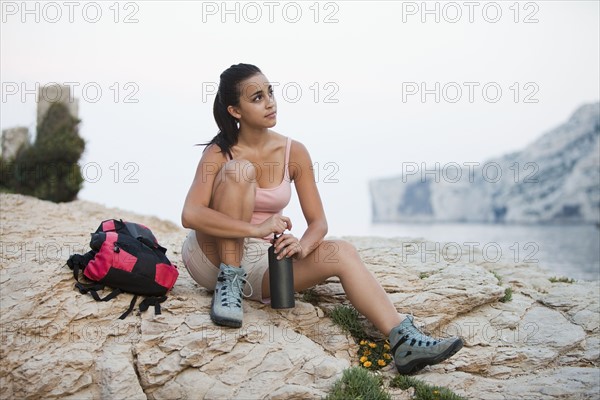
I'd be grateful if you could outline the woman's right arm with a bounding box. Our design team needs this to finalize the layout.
[181,145,289,238]
[181,145,254,238]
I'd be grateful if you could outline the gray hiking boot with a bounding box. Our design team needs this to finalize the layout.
[389,315,463,375]
[210,264,251,328]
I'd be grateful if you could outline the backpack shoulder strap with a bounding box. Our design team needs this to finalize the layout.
[118,295,139,320]
[139,296,168,315]
[75,283,122,303]
[117,296,167,320]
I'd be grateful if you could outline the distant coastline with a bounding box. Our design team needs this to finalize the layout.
[370,102,600,226]
[365,221,600,282]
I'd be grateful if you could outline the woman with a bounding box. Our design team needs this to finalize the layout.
[181,63,462,374]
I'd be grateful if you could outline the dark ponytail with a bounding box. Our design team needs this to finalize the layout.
[204,63,262,158]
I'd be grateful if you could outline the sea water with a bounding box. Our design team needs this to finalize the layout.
[365,223,600,282]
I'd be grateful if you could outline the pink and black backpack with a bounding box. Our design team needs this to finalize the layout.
[67,219,179,319]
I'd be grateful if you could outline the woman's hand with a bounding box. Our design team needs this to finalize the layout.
[253,214,292,238]
[272,233,305,260]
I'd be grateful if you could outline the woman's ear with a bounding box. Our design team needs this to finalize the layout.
[227,105,241,120]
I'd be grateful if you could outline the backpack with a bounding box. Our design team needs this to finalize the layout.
[67,219,179,319]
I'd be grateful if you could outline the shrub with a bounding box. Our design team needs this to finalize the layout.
[390,375,467,400]
[4,103,85,202]
[549,276,575,283]
[330,305,367,340]
[499,287,513,303]
[300,288,320,305]
[326,367,390,400]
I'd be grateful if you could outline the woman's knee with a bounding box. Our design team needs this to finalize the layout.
[221,159,257,183]
[214,159,257,196]
[312,239,360,268]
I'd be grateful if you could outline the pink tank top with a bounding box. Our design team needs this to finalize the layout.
[228,137,292,237]
[251,137,292,227]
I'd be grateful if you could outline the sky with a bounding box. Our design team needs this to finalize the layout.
[2,0,599,236]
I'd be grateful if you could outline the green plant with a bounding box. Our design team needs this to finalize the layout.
[499,287,513,303]
[326,367,390,400]
[329,305,367,341]
[491,270,503,284]
[328,308,466,399]
[419,272,430,279]
[0,157,14,192]
[549,276,575,284]
[301,288,320,305]
[390,375,466,400]
[6,102,85,202]
[330,306,392,371]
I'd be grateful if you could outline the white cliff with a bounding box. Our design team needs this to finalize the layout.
[371,102,600,224]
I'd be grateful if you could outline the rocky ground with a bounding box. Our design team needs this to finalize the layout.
[1,193,598,399]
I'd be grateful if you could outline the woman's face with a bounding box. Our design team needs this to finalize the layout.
[228,73,277,129]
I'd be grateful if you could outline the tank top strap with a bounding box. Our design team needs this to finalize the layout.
[284,136,291,179]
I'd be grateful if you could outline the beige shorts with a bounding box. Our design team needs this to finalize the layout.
[181,230,271,303]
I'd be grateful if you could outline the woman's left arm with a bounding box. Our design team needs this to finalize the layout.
[277,140,328,260]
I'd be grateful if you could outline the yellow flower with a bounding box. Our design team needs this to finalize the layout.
[363,350,371,356]
[383,353,392,360]
[359,340,367,345]
[377,359,386,366]
[433,390,440,395]
[359,356,368,363]
[363,361,372,368]
[368,342,377,348]
[383,343,390,350]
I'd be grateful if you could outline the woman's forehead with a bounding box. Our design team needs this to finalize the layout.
[239,74,270,96]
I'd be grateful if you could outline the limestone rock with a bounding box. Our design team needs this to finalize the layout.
[1,193,598,399]
[1,127,29,161]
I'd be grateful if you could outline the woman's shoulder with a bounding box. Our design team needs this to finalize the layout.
[286,138,311,165]
[201,143,229,162]
[289,137,309,156]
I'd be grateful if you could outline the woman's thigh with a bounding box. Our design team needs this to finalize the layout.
[261,239,358,297]
[181,230,220,290]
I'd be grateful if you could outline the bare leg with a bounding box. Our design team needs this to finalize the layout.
[259,235,464,373]
[262,239,404,336]
[196,160,256,267]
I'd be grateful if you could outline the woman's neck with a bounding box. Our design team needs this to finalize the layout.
[237,127,271,149]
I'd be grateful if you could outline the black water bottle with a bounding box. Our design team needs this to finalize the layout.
[268,234,295,309]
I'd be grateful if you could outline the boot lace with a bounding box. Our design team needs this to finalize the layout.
[218,268,253,308]
[401,316,438,347]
